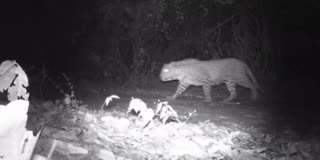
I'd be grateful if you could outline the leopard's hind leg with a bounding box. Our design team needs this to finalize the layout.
[237,79,258,100]
[223,81,237,102]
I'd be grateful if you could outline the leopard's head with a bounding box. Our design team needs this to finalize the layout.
[159,63,180,81]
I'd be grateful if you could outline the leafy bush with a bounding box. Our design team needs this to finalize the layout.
[0,60,29,101]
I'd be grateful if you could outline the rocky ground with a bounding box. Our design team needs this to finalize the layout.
[27,80,320,160]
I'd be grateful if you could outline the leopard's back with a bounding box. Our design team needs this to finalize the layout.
[170,58,200,67]
[159,58,260,102]
[203,58,255,83]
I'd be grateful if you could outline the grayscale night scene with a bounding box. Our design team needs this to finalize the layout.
[1,0,319,159]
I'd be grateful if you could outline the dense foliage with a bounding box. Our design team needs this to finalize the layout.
[72,0,285,83]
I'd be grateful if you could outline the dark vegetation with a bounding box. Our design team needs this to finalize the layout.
[1,1,320,159]
[1,0,320,124]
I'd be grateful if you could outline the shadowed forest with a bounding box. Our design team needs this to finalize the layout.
[2,0,319,116]
[1,0,320,159]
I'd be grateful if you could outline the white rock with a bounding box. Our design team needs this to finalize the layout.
[32,154,48,160]
[95,149,115,160]
[169,137,206,158]
[100,116,116,124]
[0,100,39,160]
[112,118,130,133]
[51,130,78,140]
[55,140,88,155]
[190,135,213,147]
[127,98,147,113]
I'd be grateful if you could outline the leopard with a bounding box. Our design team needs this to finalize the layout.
[159,58,261,102]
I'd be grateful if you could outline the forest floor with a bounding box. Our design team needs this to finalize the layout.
[26,79,320,160]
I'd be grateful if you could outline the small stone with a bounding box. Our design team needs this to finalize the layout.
[169,137,206,158]
[100,116,115,123]
[55,140,88,155]
[52,130,78,140]
[112,118,130,133]
[95,149,115,160]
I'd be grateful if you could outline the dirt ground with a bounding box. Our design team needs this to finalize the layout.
[22,79,320,159]
[78,79,319,136]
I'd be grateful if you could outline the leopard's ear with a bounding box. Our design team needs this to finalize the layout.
[163,63,170,67]
[168,61,176,66]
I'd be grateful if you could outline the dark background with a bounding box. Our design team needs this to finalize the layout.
[1,0,319,117]
[2,1,319,66]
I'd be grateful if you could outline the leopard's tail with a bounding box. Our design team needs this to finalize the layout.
[247,68,263,93]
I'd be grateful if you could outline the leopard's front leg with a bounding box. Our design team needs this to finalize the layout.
[167,83,190,100]
[202,84,212,102]
[223,81,237,102]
